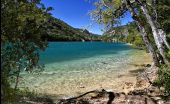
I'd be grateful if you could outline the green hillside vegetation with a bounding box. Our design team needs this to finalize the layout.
[45,17,101,41]
[102,22,145,49]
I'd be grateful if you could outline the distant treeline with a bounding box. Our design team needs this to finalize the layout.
[43,17,101,41]
[102,22,145,49]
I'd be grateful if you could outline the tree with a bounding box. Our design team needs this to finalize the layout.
[91,0,170,65]
[1,0,51,102]
[135,0,169,64]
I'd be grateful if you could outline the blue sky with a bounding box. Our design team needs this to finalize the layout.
[41,0,133,35]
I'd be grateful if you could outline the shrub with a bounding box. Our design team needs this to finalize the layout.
[154,65,170,96]
[165,49,170,59]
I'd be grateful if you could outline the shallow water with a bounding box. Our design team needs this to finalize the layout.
[19,42,138,96]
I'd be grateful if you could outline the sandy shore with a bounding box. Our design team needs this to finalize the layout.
[30,50,152,99]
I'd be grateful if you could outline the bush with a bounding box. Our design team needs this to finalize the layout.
[1,77,16,104]
[165,49,170,59]
[154,65,170,96]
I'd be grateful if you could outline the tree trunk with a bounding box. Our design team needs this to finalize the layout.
[150,0,170,49]
[158,29,170,49]
[15,67,21,90]
[124,0,159,66]
[136,0,169,64]
[136,21,159,66]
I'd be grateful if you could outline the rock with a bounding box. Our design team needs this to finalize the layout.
[101,62,108,64]
[124,82,133,86]
[151,96,165,104]
[128,89,146,95]
[145,64,151,67]
[122,82,135,94]
[79,86,85,88]
[135,78,148,88]
[147,86,161,96]
[105,89,113,92]
[79,82,85,88]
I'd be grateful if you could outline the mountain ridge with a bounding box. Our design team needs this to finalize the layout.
[45,16,101,41]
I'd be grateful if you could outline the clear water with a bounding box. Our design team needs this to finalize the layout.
[39,42,133,64]
[38,42,134,71]
[19,42,137,95]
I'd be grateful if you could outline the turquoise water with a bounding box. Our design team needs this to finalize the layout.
[38,42,134,71]
[19,42,137,96]
[39,42,133,64]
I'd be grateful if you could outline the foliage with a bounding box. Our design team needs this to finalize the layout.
[90,0,122,30]
[1,77,16,103]
[92,0,170,51]
[157,0,170,34]
[101,22,145,49]
[1,0,51,103]
[165,49,170,59]
[46,17,101,41]
[1,0,101,103]
[153,65,170,98]
[1,87,54,104]
[156,0,170,60]
[17,88,54,103]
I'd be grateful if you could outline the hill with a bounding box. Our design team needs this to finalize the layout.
[44,17,101,41]
[101,22,145,48]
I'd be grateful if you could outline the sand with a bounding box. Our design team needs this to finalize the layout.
[22,50,152,99]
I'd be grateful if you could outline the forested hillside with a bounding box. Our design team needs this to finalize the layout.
[102,22,145,49]
[44,17,101,41]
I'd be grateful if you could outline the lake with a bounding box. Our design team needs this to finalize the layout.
[19,41,142,97]
[38,42,134,72]
[39,42,133,64]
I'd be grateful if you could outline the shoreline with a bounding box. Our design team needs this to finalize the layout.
[19,50,152,100]
[60,50,152,98]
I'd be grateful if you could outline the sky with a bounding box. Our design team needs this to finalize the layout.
[41,0,133,35]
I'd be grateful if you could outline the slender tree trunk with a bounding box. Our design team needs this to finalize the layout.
[158,29,170,49]
[136,0,169,64]
[124,0,159,66]
[15,67,21,90]
[136,21,159,66]
[151,0,170,49]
